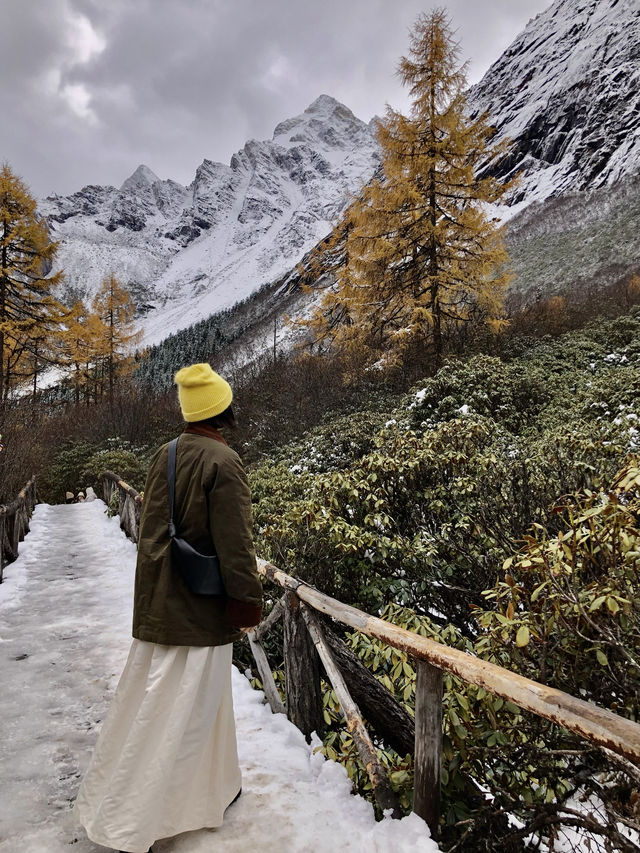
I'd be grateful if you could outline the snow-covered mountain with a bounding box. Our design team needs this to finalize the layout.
[42,95,379,345]
[468,0,640,211]
[43,0,640,353]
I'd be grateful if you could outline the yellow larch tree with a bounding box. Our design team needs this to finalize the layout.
[91,274,141,398]
[626,273,640,309]
[58,302,102,405]
[307,9,514,369]
[0,164,64,407]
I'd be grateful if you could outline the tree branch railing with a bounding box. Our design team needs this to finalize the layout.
[101,471,143,544]
[0,476,37,583]
[252,560,640,836]
[101,471,640,840]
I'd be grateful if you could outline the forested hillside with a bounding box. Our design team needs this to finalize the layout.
[12,308,636,851]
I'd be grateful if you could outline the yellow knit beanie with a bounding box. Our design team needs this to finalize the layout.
[174,363,233,422]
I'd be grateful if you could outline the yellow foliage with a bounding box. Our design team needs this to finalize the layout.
[91,274,141,396]
[0,164,65,403]
[56,276,141,403]
[57,302,103,403]
[306,10,514,369]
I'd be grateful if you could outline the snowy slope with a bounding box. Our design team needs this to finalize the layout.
[0,500,437,852]
[468,0,640,211]
[42,95,379,346]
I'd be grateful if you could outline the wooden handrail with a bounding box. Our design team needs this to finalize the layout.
[0,476,37,582]
[256,558,640,765]
[0,476,37,518]
[101,472,142,543]
[102,471,143,504]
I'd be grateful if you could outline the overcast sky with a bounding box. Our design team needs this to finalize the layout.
[1,0,551,198]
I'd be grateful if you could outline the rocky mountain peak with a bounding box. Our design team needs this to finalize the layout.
[272,94,364,151]
[41,96,380,344]
[469,0,640,208]
[120,164,161,193]
[304,94,351,118]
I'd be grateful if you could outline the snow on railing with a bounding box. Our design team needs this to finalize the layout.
[101,471,640,840]
[0,476,37,583]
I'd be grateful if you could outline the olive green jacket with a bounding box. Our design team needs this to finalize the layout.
[132,425,263,646]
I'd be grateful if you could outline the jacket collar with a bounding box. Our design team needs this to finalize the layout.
[183,423,228,445]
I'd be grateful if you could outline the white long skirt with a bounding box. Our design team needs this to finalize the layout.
[74,640,241,853]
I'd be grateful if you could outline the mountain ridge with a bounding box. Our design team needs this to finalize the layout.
[42,0,640,349]
[468,0,640,211]
[41,94,379,345]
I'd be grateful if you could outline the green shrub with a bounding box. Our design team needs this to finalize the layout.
[38,441,97,504]
[408,354,555,434]
[38,438,149,504]
[282,462,639,850]
[82,440,149,494]
[249,312,640,852]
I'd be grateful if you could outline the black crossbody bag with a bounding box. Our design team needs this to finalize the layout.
[167,437,225,596]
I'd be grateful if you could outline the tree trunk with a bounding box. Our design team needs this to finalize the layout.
[323,623,416,756]
[109,298,115,399]
[283,591,324,740]
[0,514,5,583]
[32,339,38,406]
[428,67,442,369]
[0,233,6,409]
[273,315,277,364]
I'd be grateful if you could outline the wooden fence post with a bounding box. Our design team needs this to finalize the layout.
[6,510,19,560]
[283,591,323,739]
[300,604,402,818]
[253,595,285,642]
[413,659,443,837]
[0,477,37,581]
[18,504,28,541]
[247,630,286,715]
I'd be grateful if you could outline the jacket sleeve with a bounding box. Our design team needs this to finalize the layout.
[209,452,263,628]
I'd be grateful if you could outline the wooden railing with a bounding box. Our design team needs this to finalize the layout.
[252,561,640,834]
[101,471,640,838]
[102,471,143,544]
[0,477,37,584]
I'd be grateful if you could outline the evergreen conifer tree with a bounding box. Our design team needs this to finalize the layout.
[308,10,513,369]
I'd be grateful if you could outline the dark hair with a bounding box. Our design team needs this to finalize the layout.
[201,404,237,430]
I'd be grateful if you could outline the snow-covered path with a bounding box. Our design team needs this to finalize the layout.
[0,501,437,853]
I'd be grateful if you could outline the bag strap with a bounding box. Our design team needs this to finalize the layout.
[167,437,178,538]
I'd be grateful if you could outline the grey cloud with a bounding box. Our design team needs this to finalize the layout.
[1,0,551,197]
